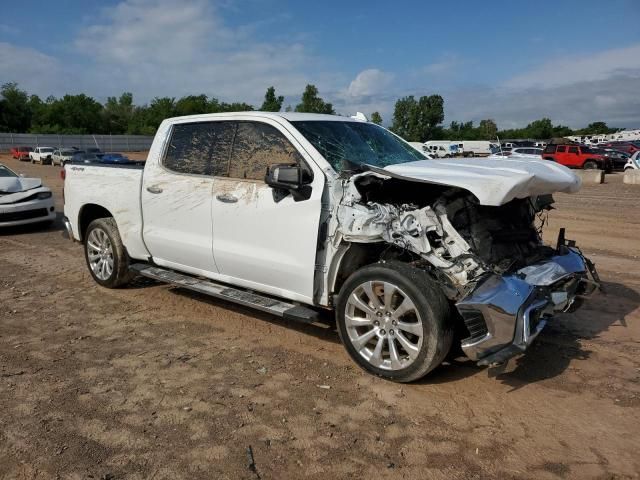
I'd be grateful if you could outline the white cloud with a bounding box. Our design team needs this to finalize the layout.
[347,69,394,97]
[504,43,640,89]
[0,42,66,94]
[70,0,328,104]
[421,55,461,75]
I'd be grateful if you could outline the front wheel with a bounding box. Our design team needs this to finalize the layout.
[583,160,598,169]
[84,217,134,288]
[336,262,453,383]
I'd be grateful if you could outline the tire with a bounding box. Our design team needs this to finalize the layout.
[84,217,134,288]
[583,160,598,169]
[31,158,35,164]
[336,261,453,383]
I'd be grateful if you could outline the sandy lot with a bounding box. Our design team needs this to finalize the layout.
[1,154,639,479]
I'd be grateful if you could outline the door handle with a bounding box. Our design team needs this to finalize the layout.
[216,193,238,203]
[146,185,163,194]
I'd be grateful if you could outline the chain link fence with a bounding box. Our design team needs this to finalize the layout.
[0,133,153,152]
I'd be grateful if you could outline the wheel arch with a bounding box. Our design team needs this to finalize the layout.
[78,204,114,242]
[328,242,423,301]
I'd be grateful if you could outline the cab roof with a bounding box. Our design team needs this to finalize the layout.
[164,111,366,124]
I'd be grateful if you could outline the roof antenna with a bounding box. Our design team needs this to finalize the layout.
[351,112,368,122]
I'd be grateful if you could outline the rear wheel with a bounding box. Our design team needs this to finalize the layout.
[336,262,453,383]
[84,218,134,288]
[583,160,598,169]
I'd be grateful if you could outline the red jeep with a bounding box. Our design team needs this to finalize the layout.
[10,146,33,161]
[542,144,612,172]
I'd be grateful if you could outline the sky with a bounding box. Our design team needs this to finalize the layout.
[1,0,639,129]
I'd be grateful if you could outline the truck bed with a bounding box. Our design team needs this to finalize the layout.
[63,162,149,260]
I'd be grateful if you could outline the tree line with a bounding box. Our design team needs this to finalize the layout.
[0,82,619,140]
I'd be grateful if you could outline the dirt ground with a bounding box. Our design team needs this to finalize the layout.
[1,153,639,480]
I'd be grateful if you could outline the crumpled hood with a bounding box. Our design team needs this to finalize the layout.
[376,157,581,206]
[0,176,42,194]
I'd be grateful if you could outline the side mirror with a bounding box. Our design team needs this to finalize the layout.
[265,163,312,201]
[265,164,302,189]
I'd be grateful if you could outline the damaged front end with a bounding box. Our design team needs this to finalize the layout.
[330,171,600,366]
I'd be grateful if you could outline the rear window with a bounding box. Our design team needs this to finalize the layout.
[163,121,235,176]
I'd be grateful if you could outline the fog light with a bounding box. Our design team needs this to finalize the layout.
[50,206,55,212]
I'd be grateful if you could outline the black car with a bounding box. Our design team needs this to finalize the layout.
[602,149,630,170]
[70,152,101,163]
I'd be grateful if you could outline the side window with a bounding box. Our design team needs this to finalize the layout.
[568,147,579,154]
[557,146,567,153]
[229,122,304,181]
[163,121,234,176]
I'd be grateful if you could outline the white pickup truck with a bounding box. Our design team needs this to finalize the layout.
[62,112,600,382]
[29,147,55,164]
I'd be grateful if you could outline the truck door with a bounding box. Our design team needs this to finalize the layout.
[556,145,568,165]
[210,120,324,304]
[141,121,235,276]
[567,146,580,167]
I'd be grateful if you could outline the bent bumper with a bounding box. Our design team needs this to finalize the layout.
[457,248,599,366]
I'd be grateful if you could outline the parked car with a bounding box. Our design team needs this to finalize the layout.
[52,149,78,166]
[85,147,104,158]
[624,152,640,171]
[510,147,543,158]
[602,149,630,171]
[0,163,55,227]
[99,153,133,164]
[454,141,499,157]
[542,144,613,172]
[62,112,599,383]
[70,152,100,163]
[424,141,458,158]
[29,147,55,165]
[600,141,640,155]
[10,146,33,161]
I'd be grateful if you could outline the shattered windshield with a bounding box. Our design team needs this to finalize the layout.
[292,121,427,172]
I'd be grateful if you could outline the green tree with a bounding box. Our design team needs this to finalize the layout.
[260,86,284,112]
[370,111,383,125]
[30,94,104,133]
[390,96,416,139]
[478,119,498,140]
[103,92,134,134]
[295,84,334,114]
[0,82,31,132]
[581,121,613,135]
[525,118,554,140]
[391,95,444,141]
[175,94,209,116]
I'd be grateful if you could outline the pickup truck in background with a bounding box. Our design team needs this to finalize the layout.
[543,144,613,172]
[62,112,600,382]
[29,147,55,165]
[10,146,33,161]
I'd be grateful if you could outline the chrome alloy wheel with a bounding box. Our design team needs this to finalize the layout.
[87,228,114,281]
[344,281,424,371]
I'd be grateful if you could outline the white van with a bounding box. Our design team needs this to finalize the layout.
[455,141,499,157]
[424,141,457,158]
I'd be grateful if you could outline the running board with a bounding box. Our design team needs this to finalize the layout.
[130,263,319,323]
